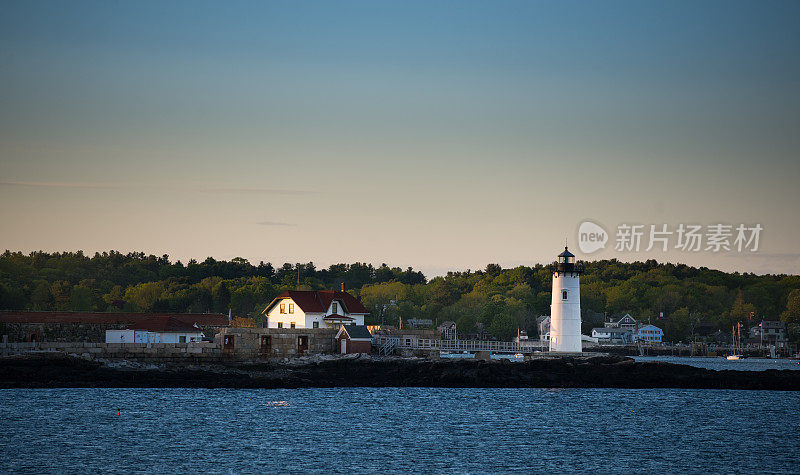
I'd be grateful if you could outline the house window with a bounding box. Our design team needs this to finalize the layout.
[291,322,296,329]
[289,303,294,314]
[280,303,286,314]
[313,321,319,329]
[278,322,283,329]
[332,302,338,314]
[179,336,186,343]
[562,290,568,300]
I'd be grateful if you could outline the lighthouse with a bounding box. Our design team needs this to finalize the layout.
[549,246,583,353]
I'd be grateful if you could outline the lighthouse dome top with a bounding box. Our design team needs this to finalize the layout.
[558,247,575,259]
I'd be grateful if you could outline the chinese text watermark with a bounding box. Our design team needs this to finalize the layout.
[578,222,762,254]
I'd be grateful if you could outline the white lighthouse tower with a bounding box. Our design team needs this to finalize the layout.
[549,246,583,353]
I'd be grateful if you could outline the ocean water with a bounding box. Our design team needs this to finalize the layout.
[1,388,798,474]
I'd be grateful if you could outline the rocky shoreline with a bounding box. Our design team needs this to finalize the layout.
[2,353,799,390]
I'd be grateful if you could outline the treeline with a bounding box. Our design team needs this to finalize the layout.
[1,251,799,344]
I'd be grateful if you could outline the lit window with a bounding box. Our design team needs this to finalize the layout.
[562,290,568,300]
[280,303,286,314]
[278,322,283,329]
[332,302,338,314]
[289,303,294,314]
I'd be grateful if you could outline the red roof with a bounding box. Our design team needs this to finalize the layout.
[264,290,369,314]
[323,314,354,321]
[126,316,201,332]
[0,311,228,326]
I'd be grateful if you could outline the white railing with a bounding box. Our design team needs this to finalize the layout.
[373,336,535,353]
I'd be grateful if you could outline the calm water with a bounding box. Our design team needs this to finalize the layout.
[632,356,800,371]
[1,388,799,474]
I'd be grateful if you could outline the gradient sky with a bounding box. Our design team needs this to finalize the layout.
[1,1,799,276]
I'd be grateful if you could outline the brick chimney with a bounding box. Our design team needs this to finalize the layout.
[341,282,345,292]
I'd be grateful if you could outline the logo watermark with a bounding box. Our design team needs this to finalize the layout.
[578,221,609,254]
[578,221,762,254]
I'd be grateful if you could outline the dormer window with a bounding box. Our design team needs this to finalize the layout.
[332,302,338,314]
[562,290,568,300]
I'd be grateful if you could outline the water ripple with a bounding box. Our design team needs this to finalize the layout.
[0,388,798,474]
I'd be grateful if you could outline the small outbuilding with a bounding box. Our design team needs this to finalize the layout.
[105,316,204,343]
[335,325,373,354]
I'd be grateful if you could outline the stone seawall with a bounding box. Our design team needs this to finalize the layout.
[0,341,223,361]
[216,327,337,358]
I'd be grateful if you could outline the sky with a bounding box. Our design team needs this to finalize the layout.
[1,1,799,276]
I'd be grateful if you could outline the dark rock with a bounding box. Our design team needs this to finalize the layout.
[1,354,799,390]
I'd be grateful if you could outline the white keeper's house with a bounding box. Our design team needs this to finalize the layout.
[262,286,369,329]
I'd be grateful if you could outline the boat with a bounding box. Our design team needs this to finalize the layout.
[726,323,745,360]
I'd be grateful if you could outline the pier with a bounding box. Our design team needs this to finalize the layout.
[373,336,547,356]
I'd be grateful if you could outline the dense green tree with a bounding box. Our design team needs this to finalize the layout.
[488,312,518,340]
[781,289,800,324]
[2,250,800,343]
[787,323,800,346]
[30,281,52,310]
[727,289,757,328]
[69,285,94,311]
[124,282,165,312]
[212,281,231,313]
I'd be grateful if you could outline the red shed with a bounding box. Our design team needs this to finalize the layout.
[335,325,373,354]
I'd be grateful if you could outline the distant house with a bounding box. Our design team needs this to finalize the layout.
[537,315,550,340]
[604,314,638,330]
[105,316,204,343]
[438,321,457,340]
[591,327,634,344]
[711,329,731,345]
[406,319,433,329]
[635,324,663,345]
[749,321,789,348]
[335,325,373,354]
[262,287,369,329]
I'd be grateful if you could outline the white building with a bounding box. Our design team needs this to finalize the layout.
[105,316,204,343]
[549,246,583,353]
[635,324,663,345]
[262,288,369,329]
